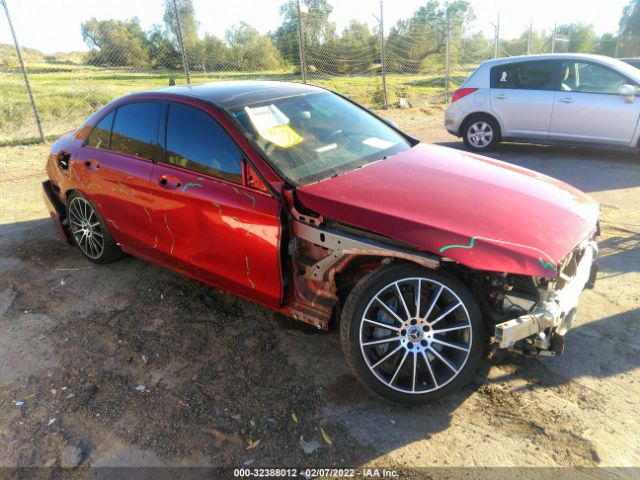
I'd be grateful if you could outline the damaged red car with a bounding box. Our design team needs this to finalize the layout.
[43,81,599,404]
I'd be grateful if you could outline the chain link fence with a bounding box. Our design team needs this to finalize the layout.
[1,0,638,145]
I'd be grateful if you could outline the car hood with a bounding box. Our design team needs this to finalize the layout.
[295,143,599,277]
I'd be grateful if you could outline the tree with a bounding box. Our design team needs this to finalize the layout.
[162,0,202,67]
[619,0,640,55]
[385,0,475,74]
[556,23,596,53]
[225,22,284,71]
[146,24,180,69]
[621,0,640,37]
[272,0,337,71]
[595,32,618,56]
[81,18,149,66]
[336,21,377,74]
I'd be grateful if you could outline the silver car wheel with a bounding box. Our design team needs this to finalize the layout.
[359,277,473,394]
[467,121,494,148]
[68,197,105,259]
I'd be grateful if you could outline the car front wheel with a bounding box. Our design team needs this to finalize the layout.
[340,263,483,404]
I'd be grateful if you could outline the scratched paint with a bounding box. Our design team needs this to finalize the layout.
[439,235,556,271]
[538,258,557,271]
[142,206,152,222]
[164,213,176,255]
[212,202,223,216]
[87,182,102,190]
[181,182,202,193]
[106,219,120,231]
[241,192,256,209]
[245,256,255,289]
[233,216,255,236]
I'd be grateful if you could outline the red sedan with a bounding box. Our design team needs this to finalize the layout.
[43,81,599,404]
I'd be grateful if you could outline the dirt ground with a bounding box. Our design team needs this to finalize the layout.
[0,107,639,476]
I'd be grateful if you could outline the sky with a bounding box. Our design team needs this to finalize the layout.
[0,0,629,54]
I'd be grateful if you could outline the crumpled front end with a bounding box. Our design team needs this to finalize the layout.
[493,237,599,356]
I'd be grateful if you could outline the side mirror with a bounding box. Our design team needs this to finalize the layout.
[619,84,636,103]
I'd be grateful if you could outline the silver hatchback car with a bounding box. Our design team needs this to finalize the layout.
[445,54,640,151]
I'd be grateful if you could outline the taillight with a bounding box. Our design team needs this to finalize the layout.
[451,88,478,103]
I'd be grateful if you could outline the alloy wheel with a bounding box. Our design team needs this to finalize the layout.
[359,277,473,394]
[68,197,105,259]
[467,121,494,148]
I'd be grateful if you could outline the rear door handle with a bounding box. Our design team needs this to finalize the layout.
[494,94,507,100]
[559,97,574,104]
[159,175,182,189]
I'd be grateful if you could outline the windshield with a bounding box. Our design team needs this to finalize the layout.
[226,92,412,186]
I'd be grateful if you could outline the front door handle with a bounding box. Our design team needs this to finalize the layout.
[159,175,182,189]
[494,94,507,100]
[558,97,574,104]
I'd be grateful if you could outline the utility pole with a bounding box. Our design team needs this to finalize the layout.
[296,0,307,83]
[527,18,532,54]
[490,13,500,58]
[1,0,45,143]
[551,22,557,53]
[372,1,387,109]
[172,0,191,84]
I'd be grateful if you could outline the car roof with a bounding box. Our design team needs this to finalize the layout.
[479,53,640,80]
[149,80,326,110]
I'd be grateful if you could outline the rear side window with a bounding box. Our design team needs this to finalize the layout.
[111,102,162,161]
[85,111,114,149]
[164,103,243,184]
[492,61,555,90]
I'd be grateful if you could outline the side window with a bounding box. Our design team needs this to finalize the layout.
[85,111,114,149]
[492,61,554,90]
[165,103,243,184]
[560,61,633,94]
[111,102,162,161]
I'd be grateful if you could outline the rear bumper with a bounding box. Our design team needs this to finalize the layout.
[42,180,71,243]
[494,240,598,353]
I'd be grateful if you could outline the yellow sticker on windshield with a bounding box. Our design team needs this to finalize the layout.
[263,124,302,149]
[245,104,303,149]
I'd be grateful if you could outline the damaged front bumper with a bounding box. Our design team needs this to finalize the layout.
[494,240,598,355]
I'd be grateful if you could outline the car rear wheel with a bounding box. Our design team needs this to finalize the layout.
[340,263,483,404]
[463,116,500,151]
[67,192,123,264]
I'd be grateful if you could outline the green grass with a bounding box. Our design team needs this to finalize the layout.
[0,65,473,144]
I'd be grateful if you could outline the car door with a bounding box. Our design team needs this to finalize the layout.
[490,60,556,139]
[548,60,640,146]
[76,101,162,250]
[149,101,283,308]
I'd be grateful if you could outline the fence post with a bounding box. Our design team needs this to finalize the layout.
[491,14,500,58]
[172,0,191,84]
[380,1,387,109]
[551,22,556,53]
[444,7,450,103]
[296,0,307,83]
[1,0,45,143]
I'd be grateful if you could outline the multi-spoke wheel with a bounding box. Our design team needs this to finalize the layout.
[463,115,500,151]
[66,192,123,264]
[341,264,483,404]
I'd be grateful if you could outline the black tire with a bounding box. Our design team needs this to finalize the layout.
[340,263,484,405]
[462,115,500,152]
[66,191,124,264]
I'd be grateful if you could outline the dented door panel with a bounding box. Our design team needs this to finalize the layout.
[149,163,283,309]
